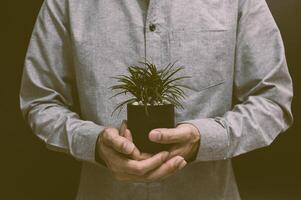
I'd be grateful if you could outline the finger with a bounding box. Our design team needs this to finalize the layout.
[102,129,136,155]
[145,156,187,181]
[167,144,189,159]
[101,142,148,177]
[113,155,187,183]
[166,143,184,158]
[124,128,133,141]
[104,146,164,182]
[123,128,152,160]
[100,141,126,169]
[124,151,170,176]
[149,126,191,144]
[123,128,153,160]
[131,148,153,160]
[156,159,186,181]
[120,120,133,142]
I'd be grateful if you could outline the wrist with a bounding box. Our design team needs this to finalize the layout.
[95,132,107,167]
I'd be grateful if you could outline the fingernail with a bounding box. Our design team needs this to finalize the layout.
[124,142,135,154]
[178,160,187,170]
[149,130,161,141]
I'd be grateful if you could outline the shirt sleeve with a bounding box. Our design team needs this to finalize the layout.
[176,0,294,162]
[19,0,105,167]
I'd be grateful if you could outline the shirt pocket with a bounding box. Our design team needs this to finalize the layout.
[168,27,228,94]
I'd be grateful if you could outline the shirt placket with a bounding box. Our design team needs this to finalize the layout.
[145,0,170,69]
[144,1,166,199]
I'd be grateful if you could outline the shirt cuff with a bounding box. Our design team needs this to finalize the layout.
[71,121,106,167]
[176,117,229,162]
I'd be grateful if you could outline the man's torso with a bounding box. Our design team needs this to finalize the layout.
[67,0,240,199]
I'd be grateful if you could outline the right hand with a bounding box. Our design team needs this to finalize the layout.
[96,120,187,183]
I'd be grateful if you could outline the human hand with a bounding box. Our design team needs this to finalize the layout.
[148,123,201,162]
[96,120,187,182]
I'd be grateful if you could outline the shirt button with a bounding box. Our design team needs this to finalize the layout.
[149,23,156,32]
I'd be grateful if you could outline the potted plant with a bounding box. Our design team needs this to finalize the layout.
[108,59,192,154]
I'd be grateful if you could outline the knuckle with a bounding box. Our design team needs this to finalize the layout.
[190,131,199,142]
[185,132,192,141]
[189,126,199,138]
[120,140,128,152]
[161,133,170,141]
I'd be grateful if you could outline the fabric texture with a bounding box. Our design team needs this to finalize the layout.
[19,0,293,199]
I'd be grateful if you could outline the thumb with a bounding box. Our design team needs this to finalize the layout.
[120,120,133,142]
[119,120,127,137]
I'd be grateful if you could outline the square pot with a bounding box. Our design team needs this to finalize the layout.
[127,103,175,154]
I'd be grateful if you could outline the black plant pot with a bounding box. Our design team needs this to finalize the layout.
[127,103,175,154]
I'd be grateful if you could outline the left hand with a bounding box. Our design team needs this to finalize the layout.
[148,123,201,162]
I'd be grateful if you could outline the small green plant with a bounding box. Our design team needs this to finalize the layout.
[108,59,192,117]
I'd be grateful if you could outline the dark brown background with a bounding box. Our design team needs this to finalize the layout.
[1,0,300,199]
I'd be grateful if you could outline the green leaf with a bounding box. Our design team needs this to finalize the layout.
[109,60,192,113]
[111,98,138,117]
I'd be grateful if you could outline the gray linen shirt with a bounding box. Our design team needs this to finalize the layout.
[20,0,294,199]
